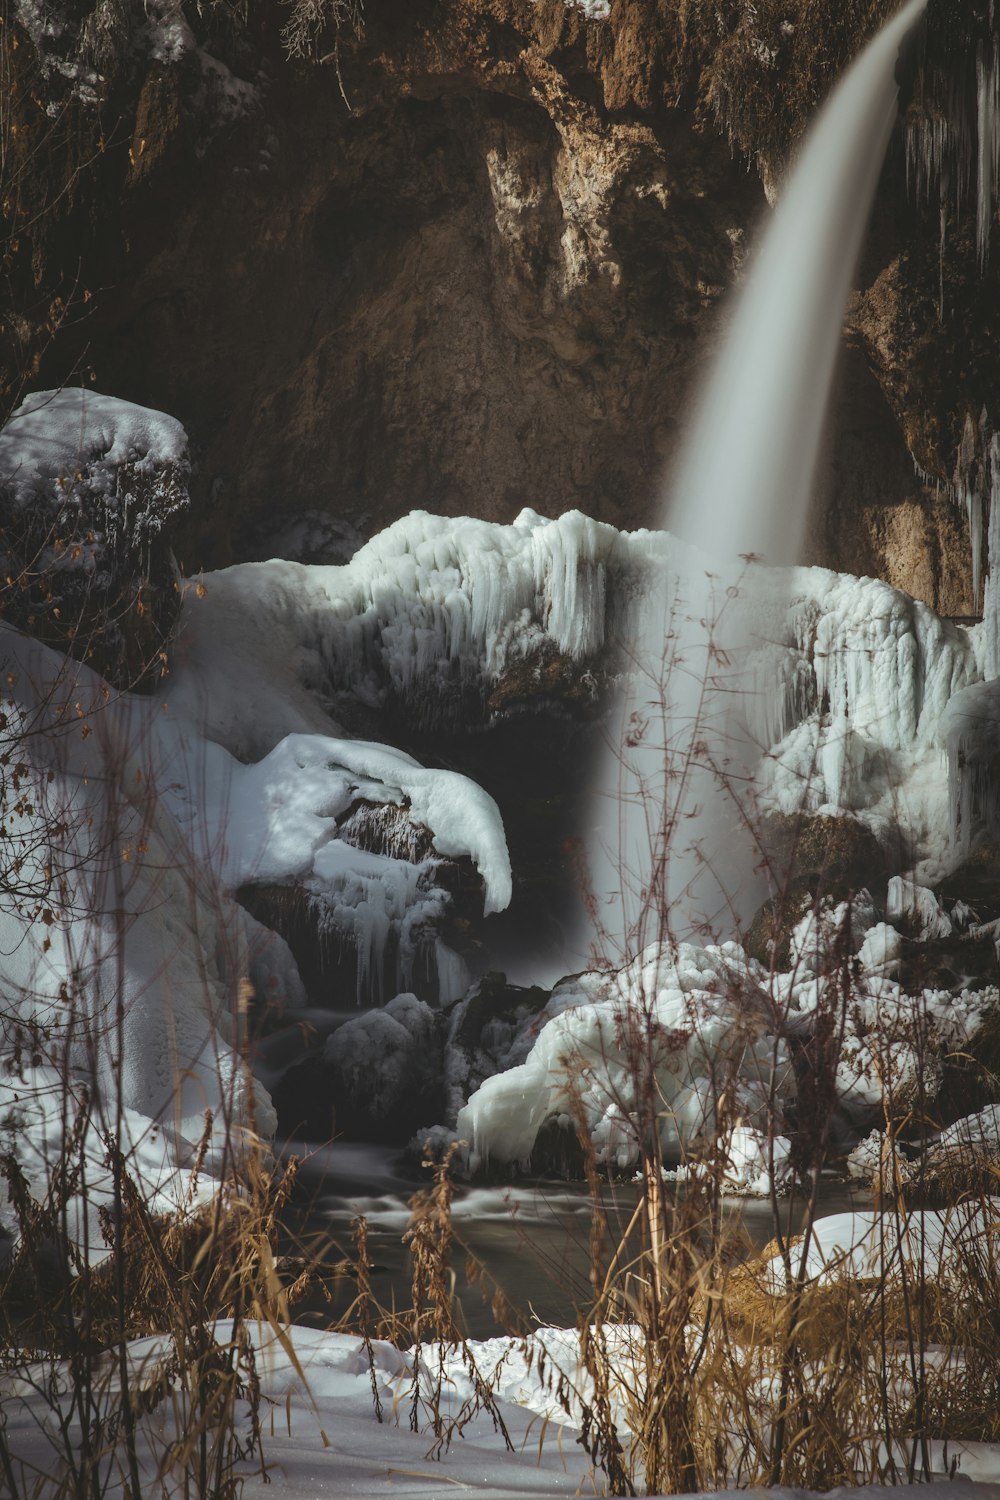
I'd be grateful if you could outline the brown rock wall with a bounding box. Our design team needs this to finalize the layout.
[3,0,990,615]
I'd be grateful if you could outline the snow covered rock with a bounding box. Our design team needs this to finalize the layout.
[763,1200,1000,1289]
[322,992,443,1142]
[0,389,190,686]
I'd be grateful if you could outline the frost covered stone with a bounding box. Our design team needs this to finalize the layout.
[321,993,443,1142]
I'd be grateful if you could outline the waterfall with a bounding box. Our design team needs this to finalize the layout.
[669,0,928,567]
[589,0,928,962]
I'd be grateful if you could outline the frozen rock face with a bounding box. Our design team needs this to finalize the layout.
[0,390,189,687]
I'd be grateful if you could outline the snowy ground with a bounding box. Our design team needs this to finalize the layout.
[5,1310,1000,1497]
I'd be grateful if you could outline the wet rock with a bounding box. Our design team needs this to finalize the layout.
[744,881,816,970]
[761,812,892,894]
[444,971,550,1125]
[485,644,606,720]
[936,841,1000,925]
[746,814,894,969]
[6,0,996,614]
[527,1117,588,1181]
[268,1053,339,1143]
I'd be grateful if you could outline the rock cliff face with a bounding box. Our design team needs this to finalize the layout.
[3,0,996,613]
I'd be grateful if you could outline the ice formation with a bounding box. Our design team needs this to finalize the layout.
[5,375,1000,1213]
[907,35,1000,274]
[323,993,441,1131]
[454,892,997,1179]
[886,875,953,939]
[456,941,796,1175]
[0,604,516,1203]
[157,496,992,902]
[160,507,660,757]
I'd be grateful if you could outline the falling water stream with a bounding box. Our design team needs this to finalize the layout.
[591,0,930,956]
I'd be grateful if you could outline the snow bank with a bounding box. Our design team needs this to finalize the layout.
[765,1200,1000,1288]
[0,1318,598,1500]
[5,1309,1000,1496]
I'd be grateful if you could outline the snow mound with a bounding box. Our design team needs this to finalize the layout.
[456,941,792,1174]
[765,1200,1000,1288]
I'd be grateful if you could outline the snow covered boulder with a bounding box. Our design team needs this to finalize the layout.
[326,992,443,1141]
[0,389,190,687]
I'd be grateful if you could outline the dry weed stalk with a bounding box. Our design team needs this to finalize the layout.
[0,1099,330,1499]
[399,1144,515,1459]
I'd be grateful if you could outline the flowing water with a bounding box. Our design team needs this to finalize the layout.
[590,0,930,953]
[287,1143,868,1340]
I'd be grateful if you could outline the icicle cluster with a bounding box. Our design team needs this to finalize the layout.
[906,27,1000,282]
[314,509,644,721]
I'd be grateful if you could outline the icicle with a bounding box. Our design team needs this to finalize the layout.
[976,39,999,269]
[939,169,948,320]
[970,484,983,604]
[981,433,1000,680]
